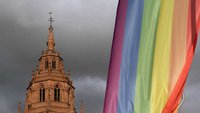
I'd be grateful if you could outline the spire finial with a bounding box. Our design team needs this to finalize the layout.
[48,12,54,27]
[47,12,55,50]
[18,102,21,113]
[80,100,85,113]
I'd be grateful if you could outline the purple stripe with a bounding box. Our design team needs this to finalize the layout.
[103,0,129,113]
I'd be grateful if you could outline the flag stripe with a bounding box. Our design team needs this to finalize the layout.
[103,0,128,113]
[197,0,200,32]
[150,0,175,112]
[134,0,161,113]
[168,0,188,96]
[117,0,144,113]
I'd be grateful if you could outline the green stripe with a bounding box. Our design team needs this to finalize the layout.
[134,0,161,113]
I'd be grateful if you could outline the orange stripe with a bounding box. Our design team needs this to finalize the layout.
[168,0,188,95]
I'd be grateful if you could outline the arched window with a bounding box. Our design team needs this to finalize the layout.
[54,85,60,102]
[45,60,48,69]
[52,61,56,69]
[27,104,31,109]
[39,88,45,102]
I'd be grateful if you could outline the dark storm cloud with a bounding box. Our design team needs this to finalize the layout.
[0,0,118,79]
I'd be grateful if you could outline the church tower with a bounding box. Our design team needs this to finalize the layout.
[24,14,76,113]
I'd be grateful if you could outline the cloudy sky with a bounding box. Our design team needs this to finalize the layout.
[0,0,199,113]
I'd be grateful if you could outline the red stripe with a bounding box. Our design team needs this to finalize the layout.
[162,0,200,112]
[196,0,200,32]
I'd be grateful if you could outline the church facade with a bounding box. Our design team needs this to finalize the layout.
[18,16,81,113]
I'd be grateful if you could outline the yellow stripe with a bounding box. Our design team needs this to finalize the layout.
[150,0,175,113]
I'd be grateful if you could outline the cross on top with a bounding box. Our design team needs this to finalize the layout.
[48,12,54,26]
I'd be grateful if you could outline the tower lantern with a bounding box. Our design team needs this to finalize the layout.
[24,15,76,113]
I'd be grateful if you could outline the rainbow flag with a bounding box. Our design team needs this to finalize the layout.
[103,0,200,113]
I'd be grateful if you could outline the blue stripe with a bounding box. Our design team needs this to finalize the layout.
[117,0,144,113]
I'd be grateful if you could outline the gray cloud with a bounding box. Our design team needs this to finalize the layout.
[74,76,106,113]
